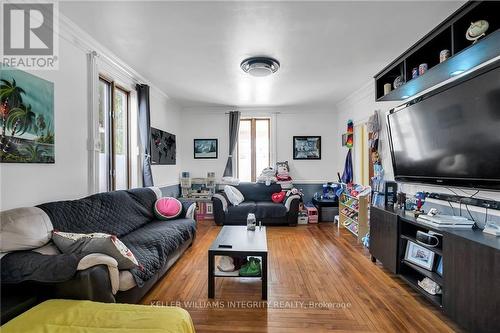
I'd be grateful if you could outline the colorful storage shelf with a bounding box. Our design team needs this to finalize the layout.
[339,192,369,242]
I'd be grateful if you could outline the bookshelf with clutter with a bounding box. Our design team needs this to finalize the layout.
[179,171,216,220]
[335,118,381,246]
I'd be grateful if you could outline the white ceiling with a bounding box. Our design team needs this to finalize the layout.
[60,1,464,108]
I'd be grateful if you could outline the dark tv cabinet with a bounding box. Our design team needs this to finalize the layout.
[374,1,500,102]
[369,206,500,333]
[370,206,399,274]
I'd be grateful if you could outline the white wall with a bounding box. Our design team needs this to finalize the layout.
[274,112,337,182]
[0,38,89,211]
[178,110,228,180]
[333,81,398,182]
[179,106,338,183]
[0,21,182,210]
[150,93,183,187]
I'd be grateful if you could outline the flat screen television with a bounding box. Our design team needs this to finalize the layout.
[387,61,500,190]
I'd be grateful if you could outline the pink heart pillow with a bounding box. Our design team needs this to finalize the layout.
[154,197,182,220]
[272,191,286,203]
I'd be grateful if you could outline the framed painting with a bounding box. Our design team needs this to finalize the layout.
[293,136,321,160]
[151,127,176,165]
[404,240,435,271]
[194,139,218,159]
[0,65,55,163]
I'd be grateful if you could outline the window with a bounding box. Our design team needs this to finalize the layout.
[237,118,270,182]
[98,76,130,192]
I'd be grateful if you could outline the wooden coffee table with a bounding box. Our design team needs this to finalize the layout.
[208,226,268,300]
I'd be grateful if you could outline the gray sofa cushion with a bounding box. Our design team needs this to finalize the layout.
[226,201,256,220]
[255,202,287,218]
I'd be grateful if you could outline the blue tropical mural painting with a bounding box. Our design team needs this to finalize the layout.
[0,65,55,163]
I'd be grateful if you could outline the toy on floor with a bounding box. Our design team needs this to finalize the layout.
[304,203,318,223]
[297,211,308,224]
[362,233,370,248]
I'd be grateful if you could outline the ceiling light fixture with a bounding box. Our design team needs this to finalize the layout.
[240,57,280,77]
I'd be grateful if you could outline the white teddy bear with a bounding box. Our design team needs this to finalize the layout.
[257,167,277,186]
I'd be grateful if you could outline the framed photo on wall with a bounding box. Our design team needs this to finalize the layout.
[293,136,321,160]
[404,240,435,271]
[151,127,176,165]
[194,139,218,159]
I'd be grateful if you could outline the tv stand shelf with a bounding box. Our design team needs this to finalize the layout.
[400,234,442,256]
[374,1,500,101]
[369,206,500,333]
[399,272,443,308]
[401,259,443,286]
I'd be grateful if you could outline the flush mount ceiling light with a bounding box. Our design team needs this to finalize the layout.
[240,57,280,77]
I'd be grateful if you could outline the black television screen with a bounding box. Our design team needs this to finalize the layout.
[387,62,500,189]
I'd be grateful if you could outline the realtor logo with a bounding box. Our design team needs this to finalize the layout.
[1,1,59,70]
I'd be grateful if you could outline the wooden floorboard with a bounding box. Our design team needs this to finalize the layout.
[141,220,461,333]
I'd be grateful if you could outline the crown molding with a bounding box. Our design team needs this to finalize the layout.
[57,13,171,100]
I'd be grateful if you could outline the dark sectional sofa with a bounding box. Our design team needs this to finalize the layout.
[212,182,300,226]
[0,187,196,323]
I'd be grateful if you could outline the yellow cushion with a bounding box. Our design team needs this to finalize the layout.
[1,299,195,333]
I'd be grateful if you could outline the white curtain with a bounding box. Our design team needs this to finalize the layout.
[87,51,100,194]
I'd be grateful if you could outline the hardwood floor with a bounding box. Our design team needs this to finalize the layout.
[142,221,461,332]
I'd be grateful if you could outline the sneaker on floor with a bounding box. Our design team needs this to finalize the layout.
[239,257,261,277]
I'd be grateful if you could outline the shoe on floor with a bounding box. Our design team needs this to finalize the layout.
[239,257,261,277]
[217,256,235,272]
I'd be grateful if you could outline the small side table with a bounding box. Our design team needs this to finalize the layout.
[312,197,339,225]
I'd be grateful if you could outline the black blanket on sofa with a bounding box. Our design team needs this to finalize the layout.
[37,188,157,237]
[121,218,196,287]
[37,188,196,287]
[1,251,85,284]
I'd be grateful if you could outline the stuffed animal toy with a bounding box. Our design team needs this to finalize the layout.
[286,188,302,196]
[257,167,277,186]
[361,233,370,248]
[283,188,303,205]
[276,161,293,189]
[276,161,290,180]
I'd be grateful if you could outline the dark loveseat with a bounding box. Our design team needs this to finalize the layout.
[212,182,300,226]
[0,187,196,323]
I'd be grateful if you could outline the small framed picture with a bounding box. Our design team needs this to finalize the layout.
[293,136,321,160]
[404,240,435,271]
[194,139,218,159]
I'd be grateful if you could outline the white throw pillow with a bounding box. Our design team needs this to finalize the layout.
[224,185,245,206]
